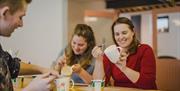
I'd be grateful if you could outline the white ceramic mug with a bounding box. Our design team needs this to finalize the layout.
[55,76,74,91]
[91,80,105,91]
[104,45,121,63]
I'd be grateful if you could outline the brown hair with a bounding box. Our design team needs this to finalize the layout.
[111,17,140,54]
[0,0,32,14]
[65,24,96,69]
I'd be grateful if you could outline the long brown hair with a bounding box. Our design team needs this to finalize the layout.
[65,24,96,69]
[111,17,140,54]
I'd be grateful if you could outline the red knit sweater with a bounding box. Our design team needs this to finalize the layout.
[103,44,157,89]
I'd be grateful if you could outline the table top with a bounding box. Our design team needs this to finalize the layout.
[13,76,161,91]
[72,86,160,91]
[14,86,161,91]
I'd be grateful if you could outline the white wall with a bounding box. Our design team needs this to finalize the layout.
[0,0,67,68]
[157,13,180,59]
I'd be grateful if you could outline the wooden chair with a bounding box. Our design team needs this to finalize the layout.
[156,58,180,91]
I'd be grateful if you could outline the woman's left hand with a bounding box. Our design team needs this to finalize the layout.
[72,64,82,73]
[115,49,129,71]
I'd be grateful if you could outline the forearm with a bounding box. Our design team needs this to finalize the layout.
[121,66,140,83]
[78,68,93,84]
[93,60,105,80]
[22,87,32,91]
[19,62,47,75]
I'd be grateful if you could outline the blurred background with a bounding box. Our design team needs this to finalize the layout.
[1,0,180,91]
[0,0,179,67]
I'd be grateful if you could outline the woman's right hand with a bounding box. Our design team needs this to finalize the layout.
[92,46,105,80]
[91,46,103,61]
[54,55,67,71]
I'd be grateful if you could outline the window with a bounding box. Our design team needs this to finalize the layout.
[157,16,169,33]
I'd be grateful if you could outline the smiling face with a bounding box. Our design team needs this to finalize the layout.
[71,35,88,55]
[0,5,27,37]
[113,24,134,49]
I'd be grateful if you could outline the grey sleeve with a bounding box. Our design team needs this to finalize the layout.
[86,58,95,75]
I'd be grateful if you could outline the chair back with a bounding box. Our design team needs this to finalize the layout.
[156,58,180,91]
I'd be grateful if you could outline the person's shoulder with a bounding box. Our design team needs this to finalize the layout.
[139,44,153,50]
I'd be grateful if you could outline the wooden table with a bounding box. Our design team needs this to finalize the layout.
[14,86,161,91]
[13,76,161,91]
[72,86,161,91]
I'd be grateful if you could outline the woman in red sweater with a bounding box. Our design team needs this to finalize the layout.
[92,17,157,89]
